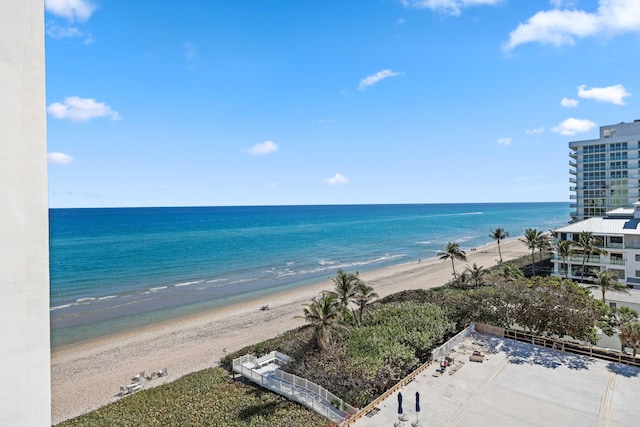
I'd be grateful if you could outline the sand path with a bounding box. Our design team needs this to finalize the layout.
[51,238,530,424]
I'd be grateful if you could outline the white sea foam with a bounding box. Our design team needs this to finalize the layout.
[98,295,117,300]
[149,286,168,292]
[416,241,432,245]
[76,297,96,303]
[50,304,73,311]
[174,280,204,287]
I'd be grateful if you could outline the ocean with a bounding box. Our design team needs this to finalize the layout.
[49,203,571,347]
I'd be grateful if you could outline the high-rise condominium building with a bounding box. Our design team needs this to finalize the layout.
[570,120,640,221]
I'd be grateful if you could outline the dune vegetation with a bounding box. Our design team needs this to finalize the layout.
[59,250,636,426]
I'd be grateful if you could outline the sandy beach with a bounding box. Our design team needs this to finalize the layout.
[51,238,530,424]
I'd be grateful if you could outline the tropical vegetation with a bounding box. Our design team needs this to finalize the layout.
[519,228,544,275]
[57,367,328,427]
[555,239,575,279]
[438,242,467,276]
[590,270,631,303]
[575,231,607,283]
[59,243,635,426]
[620,321,640,356]
[489,227,509,263]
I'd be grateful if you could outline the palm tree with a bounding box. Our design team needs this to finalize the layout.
[555,239,575,279]
[575,231,607,283]
[352,282,379,325]
[536,233,552,263]
[489,228,509,263]
[464,263,487,287]
[619,321,640,356]
[328,269,362,313]
[519,228,542,276]
[452,270,470,288]
[591,270,631,303]
[495,263,524,283]
[438,242,467,276]
[297,293,347,352]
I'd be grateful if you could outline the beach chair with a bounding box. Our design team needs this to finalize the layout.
[127,383,141,393]
[131,371,145,382]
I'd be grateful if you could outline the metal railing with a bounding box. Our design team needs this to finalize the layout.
[431,324,475,361]
[232,351,356,425]
[275,370,357,423]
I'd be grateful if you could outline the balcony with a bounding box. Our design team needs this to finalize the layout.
[570,203,577,208]
[570,177,577,183]
[569,161,577,168]
[569,194,576,200]
[570,186,576,192]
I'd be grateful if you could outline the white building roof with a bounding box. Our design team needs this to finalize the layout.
[555,216,640,236]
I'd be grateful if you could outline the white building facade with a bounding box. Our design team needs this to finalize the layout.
[0,1,51,425]
[570,120,640,222]
[552,203,640,289]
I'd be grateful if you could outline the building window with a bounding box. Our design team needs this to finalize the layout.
[610,161,628,170]
[610,269,625,279]
[609,142,627,151]
[635,254,640,262]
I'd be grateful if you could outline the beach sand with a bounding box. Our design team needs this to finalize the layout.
[51,238,530,424]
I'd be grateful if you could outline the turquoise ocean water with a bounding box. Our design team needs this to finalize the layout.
[49,203,570,347]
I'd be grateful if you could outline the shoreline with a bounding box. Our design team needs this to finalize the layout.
[51,237,529,424]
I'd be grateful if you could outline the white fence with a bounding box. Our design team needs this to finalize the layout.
[232,351,357,425]
[431,324,475,361]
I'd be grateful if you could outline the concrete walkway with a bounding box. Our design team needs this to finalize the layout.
[351,334,640,427]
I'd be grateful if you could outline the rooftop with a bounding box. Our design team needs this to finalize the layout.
[350,333,640,427]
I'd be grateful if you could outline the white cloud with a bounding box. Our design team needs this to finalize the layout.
[505,0,640,50]
[317,119,336,124]
[325,173,349,186]
[247,140,278,156]
[47,97,121,122]
[400,0,501,16]
[577,84,631,105]
[47,152,75,165]
[358,69,400,90]
[497,137,512,146]
[561,97,579,107]
[525,127,545,135]
[552,117,596,136]
[45,0,96,22]
[46,22,93,44]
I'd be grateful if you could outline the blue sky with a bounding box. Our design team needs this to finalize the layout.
[45,0,640,208]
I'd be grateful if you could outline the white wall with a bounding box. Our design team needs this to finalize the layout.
[0,1,51,425]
